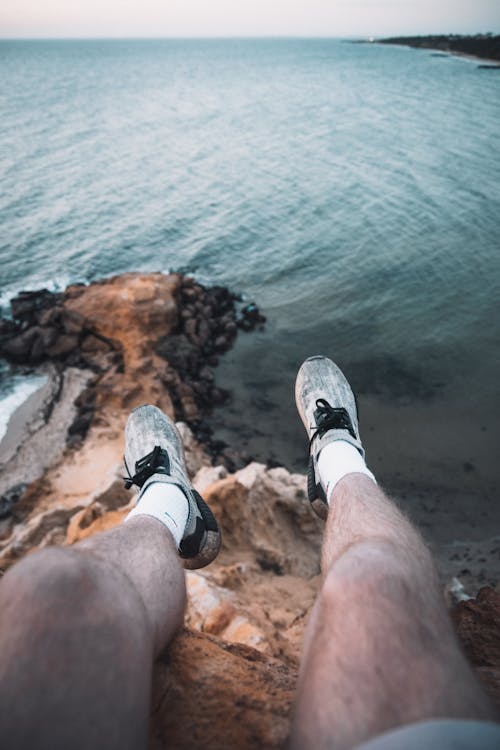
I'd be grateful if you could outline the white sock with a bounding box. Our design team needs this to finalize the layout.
[125,482,189,547]
[317,440,376,503]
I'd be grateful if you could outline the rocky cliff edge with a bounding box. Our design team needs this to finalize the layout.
[0,272,499,749]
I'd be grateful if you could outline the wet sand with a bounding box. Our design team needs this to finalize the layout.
[0,367,92,498]
[0,373,53,463]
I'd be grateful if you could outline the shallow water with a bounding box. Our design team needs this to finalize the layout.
[0,366,47,442]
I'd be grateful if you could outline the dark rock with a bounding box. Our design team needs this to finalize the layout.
[197,319,211,346]
[214,335,228,352]
[184,318,198,342]
[10,289,59,325]
[30,334,47,363]
[218,447,248,473]
[0,318,21,357]
[46,334,79,358]
[37,307,61,328]
[80,334,110,354]
[0,318,19,342]
[60,308,85,335]
[0,484,27,521]
[190,381,207,396]
[80,349,117,373]
[199,366,214,383]
[161,368,179,388]
[40,327,58,349]
[1,327,39,363]
[156,335,200,373]
[181,398,199,421]
[237,302,266,332]
[177,382,195,399]
[211,388,229,406]
[67,413,92,437]
[75,387,97,411]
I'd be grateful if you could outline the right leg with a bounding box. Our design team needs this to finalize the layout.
[290,356,497,750]
[291,474,496,750]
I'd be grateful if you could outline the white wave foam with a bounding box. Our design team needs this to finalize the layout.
[0,275,75,316]
[0,374,48,443]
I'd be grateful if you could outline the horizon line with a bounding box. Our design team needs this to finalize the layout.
[0,31,498,42]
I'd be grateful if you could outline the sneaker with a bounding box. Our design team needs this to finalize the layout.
[295,355,364,519]
[124,404,221,569]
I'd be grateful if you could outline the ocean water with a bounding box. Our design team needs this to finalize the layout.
[0,362,46,442]
[1,39,499,525]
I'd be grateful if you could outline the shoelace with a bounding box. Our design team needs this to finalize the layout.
[309,398,356,449]
[124,445,170,489]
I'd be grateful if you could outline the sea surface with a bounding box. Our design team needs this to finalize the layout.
[1,39,499,532]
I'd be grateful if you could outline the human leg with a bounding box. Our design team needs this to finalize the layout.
[0,405,220,750]
[290,357,496,750]
[0,517,182,750]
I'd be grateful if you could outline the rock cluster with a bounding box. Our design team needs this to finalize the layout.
[157,278,265,465]
[0,273,265,458]
[0,288,120,371]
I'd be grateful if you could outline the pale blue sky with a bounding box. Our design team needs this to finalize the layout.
[0,0,499,39]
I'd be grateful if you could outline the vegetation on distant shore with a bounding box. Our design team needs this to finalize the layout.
[379,33,500,63]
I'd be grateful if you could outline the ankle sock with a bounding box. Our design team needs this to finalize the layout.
[126,482,189,546]
[317,440,376,503]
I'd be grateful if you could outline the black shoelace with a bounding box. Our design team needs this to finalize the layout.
[309,398,356,449]
[124,445,170,489]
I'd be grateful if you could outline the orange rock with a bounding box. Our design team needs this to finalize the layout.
[64,272,180,414]
[66,505,130,544]
[150,628,296,750]
[452,587,500,707]
[65,272,179,366]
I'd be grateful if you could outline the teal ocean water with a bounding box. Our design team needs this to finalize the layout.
[1,39,499,526]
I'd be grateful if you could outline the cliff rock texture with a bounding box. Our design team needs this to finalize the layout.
[0,273,499,749]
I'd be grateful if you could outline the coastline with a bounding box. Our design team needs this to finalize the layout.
[375,34,500,65]
[0,272,264,530]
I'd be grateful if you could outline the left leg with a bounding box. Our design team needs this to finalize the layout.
[0,404,220,750]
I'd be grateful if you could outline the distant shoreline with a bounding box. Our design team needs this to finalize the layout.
[376,34,500,65]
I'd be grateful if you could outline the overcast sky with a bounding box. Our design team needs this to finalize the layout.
[1,0,499,39]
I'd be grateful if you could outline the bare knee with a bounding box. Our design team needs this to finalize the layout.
[324,538,437,598]
[3,547,111,605]
[0,546,151,643]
